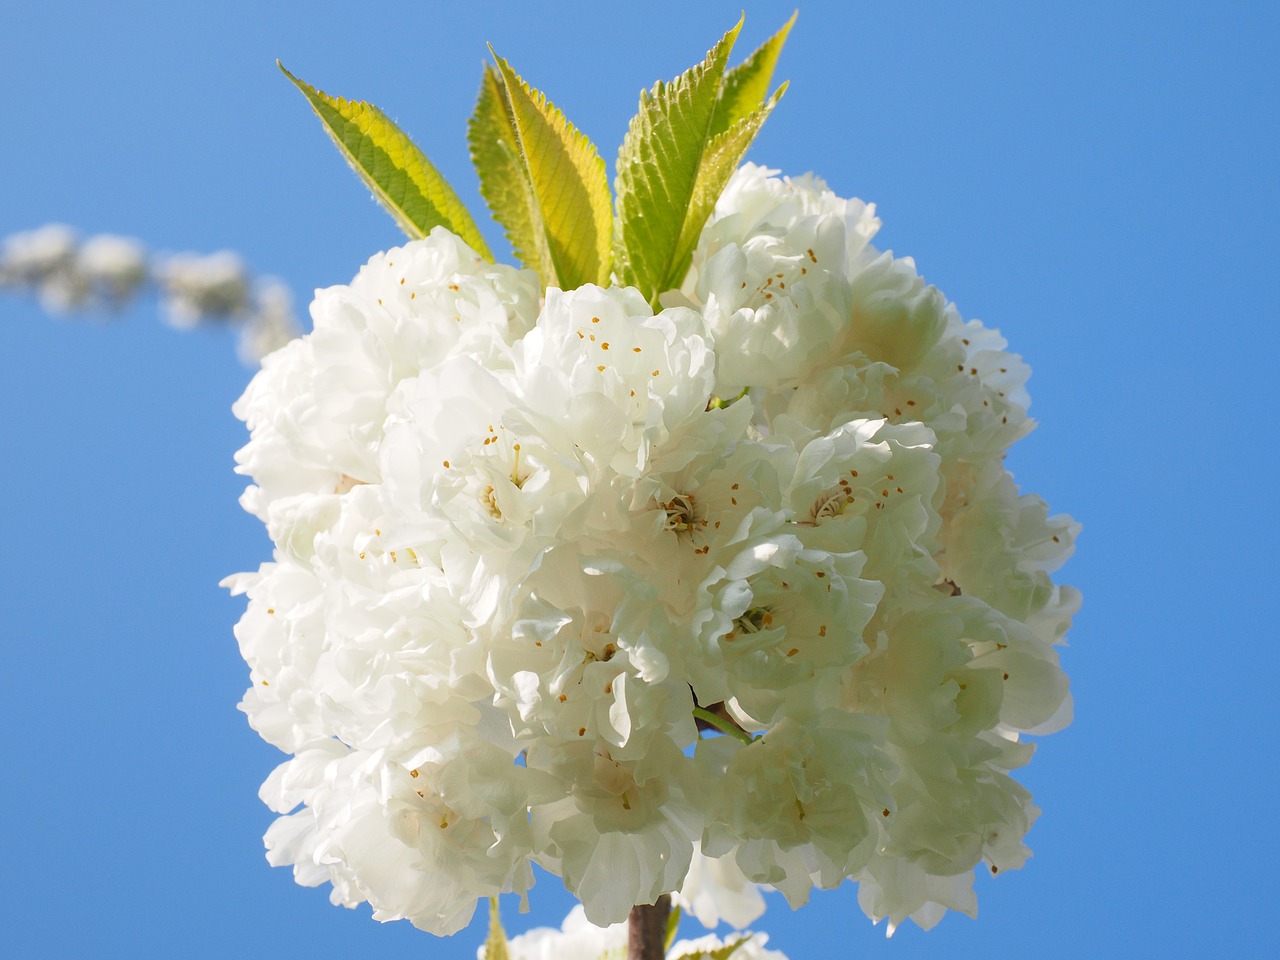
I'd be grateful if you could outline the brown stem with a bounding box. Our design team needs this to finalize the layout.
[627,895,672,960]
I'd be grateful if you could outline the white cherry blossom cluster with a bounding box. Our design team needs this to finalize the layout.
[226,163,1078,938]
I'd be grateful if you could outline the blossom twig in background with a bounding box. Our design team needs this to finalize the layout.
[0,223,302,365]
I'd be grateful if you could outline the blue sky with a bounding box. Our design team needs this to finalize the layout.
[2,1,1276,957]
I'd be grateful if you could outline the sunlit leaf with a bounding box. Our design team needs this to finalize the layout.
[668,83,787,289]
[468,63,547,277]
[490,51,612,289]
[670,934,753,960]
[665,903,683,951]
[279,63,491,258]
[613,17,742,301]
[709,10,797,139]
[483,897,510,960]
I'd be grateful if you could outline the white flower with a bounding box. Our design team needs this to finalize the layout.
[842,251,947,375]
[674,843,767,931]
[233,227,539,521]
[499,905,627,960]
[530,735,700,926]
[157,249,251,327]
[938,459,1081,628]
[228,163,1078,937]
[673,163,880,396]
[496,907,791,960]
[854,858,978,936]
[237,278,303,365]
[700,711,892,907]
[77,234,148,302]
[0,225,148,312]
[0,224,81,310]
[261,739,536,936]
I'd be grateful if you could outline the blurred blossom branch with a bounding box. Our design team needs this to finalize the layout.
[1,223,302,365]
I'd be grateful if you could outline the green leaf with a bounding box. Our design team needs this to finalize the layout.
[279,63,492,259]
[665,904,683,951]
[483,898,510,960]
[613,17,743,302]
[667,83,787,290]
[709,10,797,139]
[489,51,612,290]
[671,934,753,960]
[468,64,547,277]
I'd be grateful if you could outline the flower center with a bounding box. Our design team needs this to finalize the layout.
[661,493,705,537]
[809,489,853,523]
[472,427,530,520]
[731,606,774,637]
[481,484,502,519]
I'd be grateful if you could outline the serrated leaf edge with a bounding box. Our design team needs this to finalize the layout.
[612,17,744,300]
[709,10,797,139]
[279,62,492,259]
[468,63,548,278]
[670,933,754,960]
[665,81,788,292]
[490,50,612,289]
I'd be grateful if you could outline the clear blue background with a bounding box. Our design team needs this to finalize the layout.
[3,1,1276,956]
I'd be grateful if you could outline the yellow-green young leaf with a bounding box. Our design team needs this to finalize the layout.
[490,52,612,290]
[613,18,743,302]
[671,934,753,960]
[280,64,492,259]
[483,898,510,960]
[708,10,797,139]
[665,904,683,951]
[667,83,787,290]
[468,64,548,279]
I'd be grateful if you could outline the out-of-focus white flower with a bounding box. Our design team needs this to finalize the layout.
[236,278,303,365]
[2,224,89,312]
[156,250,252,327]
[3,226,149,311]
[495,906,791,960]
[674,844,767,930]
[498,905,627,960]
[1,223,78,284]
[228,165,1078,938]
[5,223,304,365]
[77,234,148,302]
